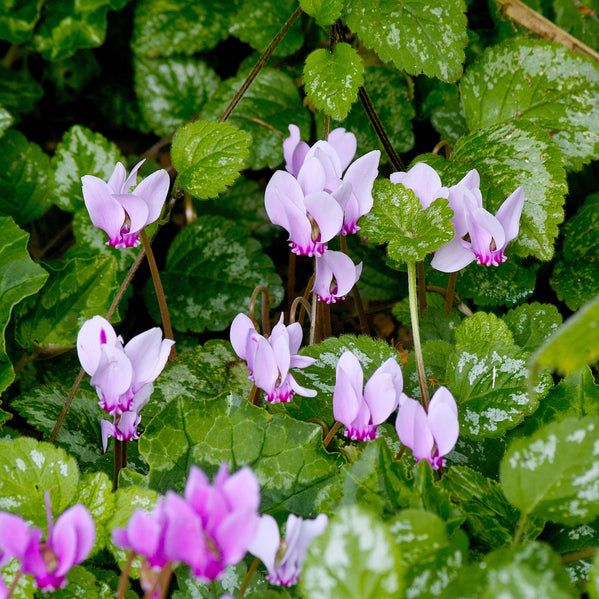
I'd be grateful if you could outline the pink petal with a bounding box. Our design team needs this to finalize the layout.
[285,320,303,355]
[77,316,118,375]
[297,157,327,195]
[431,238,476,273]
[427,387,459,456]
[81,175,125,244]
[327,128,357,173]
[342,150,380,216]
[395,398,434,462]
[303,192,343,243]
[124,328,172,391]
[321,250,362,298]
[312,254,333,302]
[101,419,115,452]
[283,125,309,177]
[271,333,291,381]
[495,186,525,245]
[113,193,150,236]
[184,466,211,513]
[0,513,33,561]
[252,336,279,396]
[290,355,315,369]
[390,163,449,209]
[363,372,400,425]
[107,162,128,193]
[230,313,256,360]
[288,374,317,398]
[52,505,95,575]
[467,208,505,265]
[215,508,260,566]
[333,351,363,424]
[90,345,133,413]
[222,466,261,513]
[133,168,170,226]
[247,514,280,574]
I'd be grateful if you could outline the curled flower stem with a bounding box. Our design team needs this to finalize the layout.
[340,236,370,336]
[289,296,312,325]
[239,557,261,597]
[444,272,457,314]
[432,140,452,159]
[5,569,22,599]
[141,229,176,359]
[307,417,330,438]
[249,285,272,336]
[407,261,430,410]
[417,261,427,314]
[219,6,303,123]
[323,421,342,449]
[116,551,136,599]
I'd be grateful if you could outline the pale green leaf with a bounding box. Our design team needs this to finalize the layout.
[299,0,343,26]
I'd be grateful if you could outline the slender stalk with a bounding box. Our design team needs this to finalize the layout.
[432,140,452,159]
[444,272,457,314]
[512,513,528,546]
[407,261,430,410]
[247,385,260,406]
[219,7,303,123]
[140,229,176,358]
[249,285,271,336]
[322,302,332,338]
[309,292,319,345]
[560,547,598,564]
[1,43,20,68]
[289,297,312,325]
[239,557,261,597]
[287,251,296,315]
[394,445,406,462]
[6,570,22,599]
[113,439,127,491]
[323,421,342,448]
[307,417,330,438]
[35,222,73,260]
[339,236,370,335]
[157,564,173,599]
[417,261,427,314]
[49,368,86,443]
[358,86,405,172]
[116,551,136,599]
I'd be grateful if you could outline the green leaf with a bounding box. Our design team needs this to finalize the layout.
[229,0,304,57]
[300,504,404,599]
[501,416,599,525]
[450,435,506,479]
[441,466,544,548]
[171,120,251,199]
[0,0,43,42]
[201,68,311,170]
[503,302,563,352]
[590,544,599,599]
[139,393,343,518]
[448,120,568,261]
[1,558,36,598]
[0,105,13,136]
[0,437,79,528]
[554,0,599,51]
[343,0,468,82]
[15,253,120,351]
[530,293,599,377]
[454,312,514,347]
[0,64,43,119]
[0,129,52,224]
[0,217,48,398]
[132,0,232,57]
[75,472,114,555]
[304,43,364,121]
[461,37,599,171]
[359,179,454,263]
[287,334,402,423]
[50,566,112,598]
[51,125,124,213]
[299,0,343,26]
[145,215,283,333]
[134,55,220,137]
[421,81,468,146]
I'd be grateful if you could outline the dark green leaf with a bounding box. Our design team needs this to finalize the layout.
[501,416,599,525]
[503,302,563,352]
[300,505,404,599]
[299,0,343,26]
[359,179,454,264]
[171,120,251,199]
[134,55,220,137]
[49,566,112,598]
[0,0,42,42]
[590,546,599,599]
[450,435,506,479]
[554,0,599,51]
[421,81,468,146]
[51,125,125,213]
[304,43,364,121]
[0,129,52,224]
[0,64,43,118]
[344,0,468,82]
[145,215,283,333]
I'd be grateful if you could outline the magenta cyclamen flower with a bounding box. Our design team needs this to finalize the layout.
[395,386,459,470]
[333,351,405,441]
[248,513,328,586]
[0,496,95,593]
[230,313,316,404]
[81,160,170,249]
[313,250,362,304]
[430,169,525,272]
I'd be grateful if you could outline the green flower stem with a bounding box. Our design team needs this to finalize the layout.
[116,551,135,599]
[444,271,458,313]
[239,557,260,597]
[407,260,430,410]
[141,229,176,359]
[560,547,598,564]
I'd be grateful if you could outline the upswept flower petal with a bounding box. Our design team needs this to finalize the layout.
[390,162,449,209]
[76,315,120,375]
[51,505,95,576]
[283,124,310,177]
[81,175,126,246]
[312,250,362,304]
[124,328,174,394]
[133,168,171,225]
[327,127,357,173]
[495,186,525,244]
[303,191,344,244]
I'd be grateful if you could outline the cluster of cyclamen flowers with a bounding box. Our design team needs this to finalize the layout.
[77,315,174,450]
[112,463,327,596]
[0,494,95,596]
[266,125,380,303]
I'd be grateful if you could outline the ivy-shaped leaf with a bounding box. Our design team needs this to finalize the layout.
[343,0,468,82]
[304,43,364,121]
[0,0,43,42]
[51,125,125,213]
[461,37,599,171]
[171,120,251,199]
[503,302,563,353]
[359,179,454,264]
[501,416,599,525]
[75,472,114,555]
[0,64,43,119]
[299,0,343,26]
[145,215,283,333]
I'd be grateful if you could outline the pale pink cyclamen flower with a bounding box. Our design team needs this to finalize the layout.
[0,495,95,593]
[390,161,449,209]
[248,513,328,586]
[333,351,406,441]
[283,124,380,234]
[312,250,362,304]
[430,169,525,272]
[230,313,316,404]
[395,386,459,470]
[81,159,170,249]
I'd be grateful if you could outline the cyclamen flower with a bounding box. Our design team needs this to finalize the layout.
[82,159,170,249]
[431,169,525,272]
[0,495,95,593]
[390,162,449,209]
[248,513,328,586]
[395,386,459,470]
[282,124,380,234]
[230,313,316,404]
[313,250,362,304]
[333,351,406,441]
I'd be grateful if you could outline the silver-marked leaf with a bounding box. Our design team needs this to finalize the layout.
[75,472,113,556]
[304,43,364,121]
[300,504,404,599]
[0,0,43,42]
[299,0,343,26]
[51,125,124,213]
[461,37,599,171]
[145,215,283,333]
[0,64,43,119]
[359,179,454,264]
[49,566,112,598]
[171,120,251,199]
[344,0,468,82]
[501,416,599,525]
[503,302,563,353]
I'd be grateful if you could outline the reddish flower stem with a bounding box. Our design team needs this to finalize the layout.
[116,551,136,599]
[323,421,342,448]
